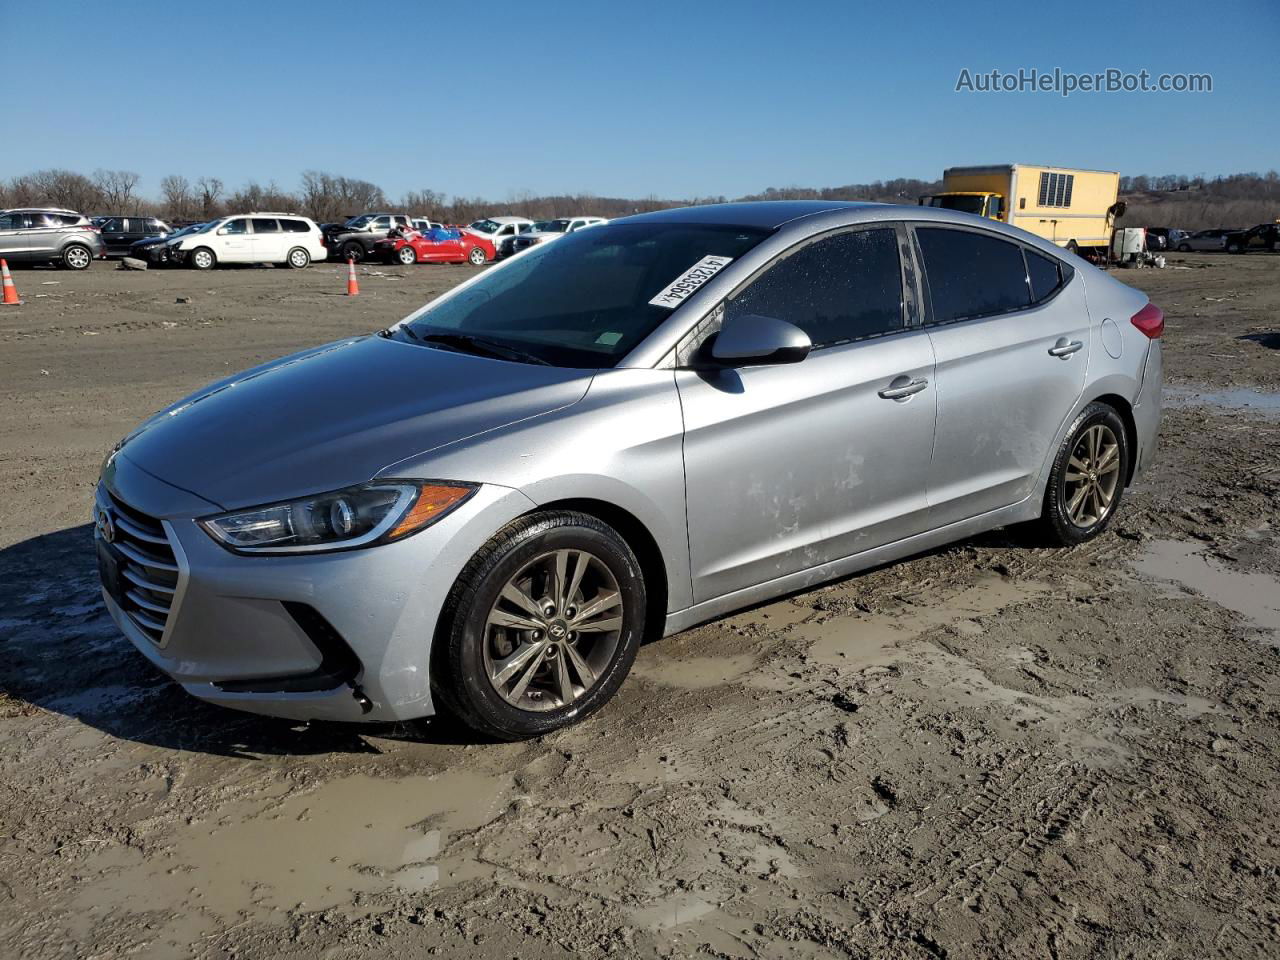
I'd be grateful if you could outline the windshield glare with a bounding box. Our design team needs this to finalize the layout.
[402,221,770,368]
[346,215,373,228]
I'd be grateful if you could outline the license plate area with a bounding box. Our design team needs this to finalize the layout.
[96,538,126,606]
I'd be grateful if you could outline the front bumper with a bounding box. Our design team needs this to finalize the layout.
[96,467,536,723]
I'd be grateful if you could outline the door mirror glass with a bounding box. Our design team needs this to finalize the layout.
[707,314,811,367]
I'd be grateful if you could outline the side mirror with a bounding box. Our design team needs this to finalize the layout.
[705,314,811,367]
[216,227,229,235]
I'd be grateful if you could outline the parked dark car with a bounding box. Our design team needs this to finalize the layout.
[97,216,170,257]
[1224,223,1280,253]
[321,213,414,263]
[1144,228,1188,251]
[129,222,205,265]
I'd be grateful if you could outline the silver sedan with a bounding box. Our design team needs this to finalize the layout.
[94,201,1163,739]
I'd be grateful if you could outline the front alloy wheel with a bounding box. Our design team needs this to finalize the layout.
[433,510,646,740]
[482,549,623,711]
[397,246,417,266]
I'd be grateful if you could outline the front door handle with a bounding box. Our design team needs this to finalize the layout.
[878,376,929,401]
[1048,338,1084,358]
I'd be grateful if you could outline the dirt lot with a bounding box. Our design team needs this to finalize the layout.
[1,252,1278,959]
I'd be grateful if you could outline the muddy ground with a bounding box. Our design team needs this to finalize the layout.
[0,252,1277,959]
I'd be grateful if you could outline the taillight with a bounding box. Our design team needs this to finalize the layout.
[1131,302,1164,339]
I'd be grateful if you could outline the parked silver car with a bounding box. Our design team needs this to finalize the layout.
[94,202,1163,739]
[1175,228,1237,252]
[0,208,104,269]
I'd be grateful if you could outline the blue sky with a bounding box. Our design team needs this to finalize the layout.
[7,0,1277,202]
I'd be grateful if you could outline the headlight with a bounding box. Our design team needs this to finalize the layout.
[198,481,475,554]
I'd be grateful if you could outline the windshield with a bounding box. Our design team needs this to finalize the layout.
[469,219,501,234]
[927,195,989,216]
[173,223,204,238]
[345,215,374,228]
[400,221,770,368]
[194,220,221,233]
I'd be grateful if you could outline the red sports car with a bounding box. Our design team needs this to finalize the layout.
[376,229,495,266]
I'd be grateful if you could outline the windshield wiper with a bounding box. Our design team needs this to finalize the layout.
[380,324,421,342]
[414,332,550,366]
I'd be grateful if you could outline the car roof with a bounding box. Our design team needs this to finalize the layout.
[2,207,82,215]
[483,216,533,224]
[616,200,887,229]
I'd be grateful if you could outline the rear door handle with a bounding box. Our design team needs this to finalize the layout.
[878,376,929,400]
[1048,338,1084,358]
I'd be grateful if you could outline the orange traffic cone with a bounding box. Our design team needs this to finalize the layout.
[1,259,20,306]
[346,257,359,297]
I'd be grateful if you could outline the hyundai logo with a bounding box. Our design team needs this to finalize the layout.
[96,506,116,544]
[548,622,567,639]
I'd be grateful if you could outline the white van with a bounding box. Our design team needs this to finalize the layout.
[168,213,328,269]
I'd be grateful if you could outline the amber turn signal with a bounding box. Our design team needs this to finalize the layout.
[386,483,475,540]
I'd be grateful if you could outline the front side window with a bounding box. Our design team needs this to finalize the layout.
[222,219,248,235]
[725,227,904,349]
[372,216,392,230]
[916,227,1031,323]
[402,222,770,368]
[101,218,125,233]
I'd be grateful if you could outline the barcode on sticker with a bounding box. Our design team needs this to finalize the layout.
[649,256,733,308]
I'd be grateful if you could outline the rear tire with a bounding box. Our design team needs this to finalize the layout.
[468,245,487,266]
[285,247,310,269]
[189,247,216,270]
[432,511,646,741]
[1033,402,1129,547]
[61,244,92,270]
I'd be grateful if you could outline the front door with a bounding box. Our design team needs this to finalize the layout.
[914,226,1090,525]
[678,225,937,603]
[216,218,252,261]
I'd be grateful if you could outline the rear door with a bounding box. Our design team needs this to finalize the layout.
[678,224,937,602]
[0,213,30,260]
[915,225,1089,525]
[250,218,283,261]
[99,217,129,255]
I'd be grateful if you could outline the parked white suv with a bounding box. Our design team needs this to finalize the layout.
[464,216,535,257]
[168,213,327,270]
[509,216,608,254]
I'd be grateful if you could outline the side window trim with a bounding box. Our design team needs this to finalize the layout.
[908,222,1075,327]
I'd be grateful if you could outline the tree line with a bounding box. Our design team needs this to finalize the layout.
[1,168,1275,230]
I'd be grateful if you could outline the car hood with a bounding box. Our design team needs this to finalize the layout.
[118,335,595,512]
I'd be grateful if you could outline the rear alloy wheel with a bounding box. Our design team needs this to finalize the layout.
[397,246,417,266]
[286,247,310,269]
[189,247,216,270]
[1035,401,1129,546]
[61,244,92,270]
[468,246,487,266]
[433,511,646,740]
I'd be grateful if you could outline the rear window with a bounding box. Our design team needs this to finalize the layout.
[281,219,310,233]
[916,227,1032,324]
[1026,249,1071,303]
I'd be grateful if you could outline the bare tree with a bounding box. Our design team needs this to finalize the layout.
[196,177,224,218]
[159,175,194,220]
[93,169,141,211]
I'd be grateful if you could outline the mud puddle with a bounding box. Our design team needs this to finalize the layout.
[72,768,511,947]
[798,572,1050,667]
[1134,539,1280,635]
[1164,384,1280,419]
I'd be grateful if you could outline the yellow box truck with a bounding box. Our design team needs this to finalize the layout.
[920,164,1123,254]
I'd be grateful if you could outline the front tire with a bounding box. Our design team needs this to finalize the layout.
[1177,243,1192,252]
[286,247,310,269]
[188,247,216,270]
[342,242,365,265]
[432,511,646,740]
[1034,402,1129,546]
[397,246,417,266]
[61,244,92,270]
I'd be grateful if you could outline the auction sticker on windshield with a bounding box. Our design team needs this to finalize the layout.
[649,256,733,309]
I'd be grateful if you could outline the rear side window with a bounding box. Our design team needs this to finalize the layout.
[1026,249,1070,303]
[280,219,310,233]
[727,227,904,348]
[916,227,1031,324]
[251,218,281,233]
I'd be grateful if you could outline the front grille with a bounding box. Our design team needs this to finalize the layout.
[104,491,179,644]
